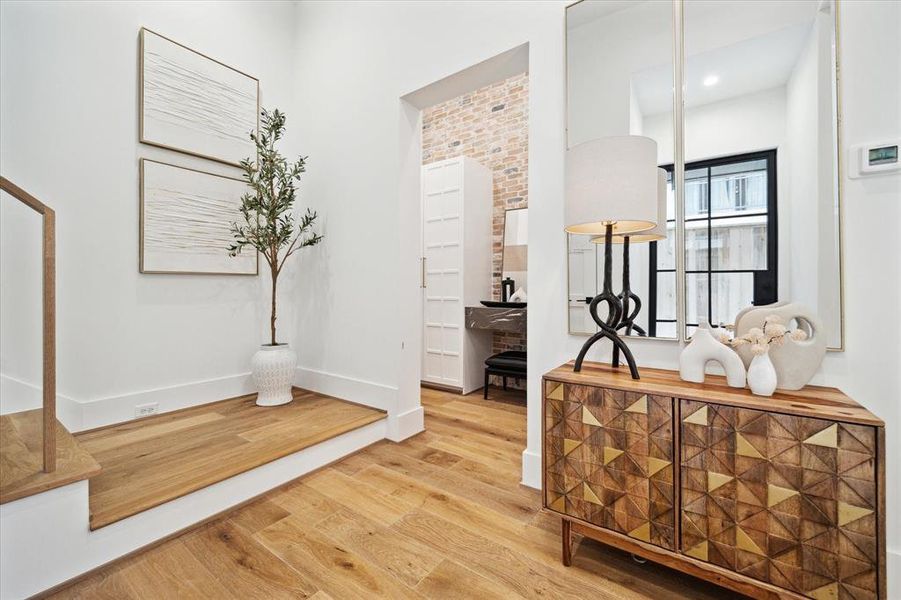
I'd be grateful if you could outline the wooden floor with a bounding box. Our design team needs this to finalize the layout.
[76,388,386,530]
[53,386,731,599]
[0,410,100,505]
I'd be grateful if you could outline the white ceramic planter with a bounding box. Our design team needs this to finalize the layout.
[747,351,778,397]
[251,344,297,406]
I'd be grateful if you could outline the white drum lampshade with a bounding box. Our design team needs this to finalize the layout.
[565,136,659,235]
[590,168,668,244]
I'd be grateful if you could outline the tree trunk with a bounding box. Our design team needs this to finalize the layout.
[270,262,278,346]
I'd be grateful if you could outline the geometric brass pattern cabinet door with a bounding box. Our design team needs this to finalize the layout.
[545,380,675,550]
[680,399,879,600]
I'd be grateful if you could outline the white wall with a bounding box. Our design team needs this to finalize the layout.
[289,0,567,477]
[0,2,300,425]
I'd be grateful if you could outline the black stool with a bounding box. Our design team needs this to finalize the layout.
[484,350,527,399]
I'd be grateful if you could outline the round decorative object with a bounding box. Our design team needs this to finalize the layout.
[679,319,746,388]
[251,344,297,406]
[747,351,778,397]
[733,303,826,390]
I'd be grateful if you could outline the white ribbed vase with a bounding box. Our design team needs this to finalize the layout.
[251,344,297,406]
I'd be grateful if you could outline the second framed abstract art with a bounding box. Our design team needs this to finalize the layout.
[140,159,257,275]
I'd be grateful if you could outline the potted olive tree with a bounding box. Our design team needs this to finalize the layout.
[229,108,322,406]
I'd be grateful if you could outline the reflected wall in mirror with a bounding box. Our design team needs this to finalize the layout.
[502,207,528,299]
[566,0,677,339]
[681,0,843,348]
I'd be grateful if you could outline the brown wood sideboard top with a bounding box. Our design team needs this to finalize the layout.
[544,361,883,428]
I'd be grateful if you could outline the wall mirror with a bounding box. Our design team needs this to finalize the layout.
[565,0,844,349]
[682,0,843,348]
[502,207,528,297]
[566,0,677,339]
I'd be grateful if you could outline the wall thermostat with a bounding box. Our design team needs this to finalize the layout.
[849,139,900,178]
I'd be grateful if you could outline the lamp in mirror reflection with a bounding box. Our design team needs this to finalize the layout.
[590,169,667,370]
[564,136,660,378]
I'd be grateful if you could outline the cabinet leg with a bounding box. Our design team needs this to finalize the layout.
[562,518,573,567]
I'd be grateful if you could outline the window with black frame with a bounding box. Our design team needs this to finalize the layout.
[649,150,778,338]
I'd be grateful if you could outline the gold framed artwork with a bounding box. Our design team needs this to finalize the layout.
[139,28,260,167]
[140,159,258,275]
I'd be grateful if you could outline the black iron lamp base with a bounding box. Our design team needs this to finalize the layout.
[572,225,640,380]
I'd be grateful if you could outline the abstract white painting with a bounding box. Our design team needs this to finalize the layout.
[141,160,257,275]
[140,28,259,166]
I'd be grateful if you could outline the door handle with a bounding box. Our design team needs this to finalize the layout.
[421,257,427,288]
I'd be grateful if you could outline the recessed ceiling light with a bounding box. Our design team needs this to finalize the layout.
[703,75,719,87]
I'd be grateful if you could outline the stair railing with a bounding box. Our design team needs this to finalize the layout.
[1,176,56,473]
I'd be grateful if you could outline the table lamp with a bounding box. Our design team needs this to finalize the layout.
[564,136,659,377]
[591,168,667,369]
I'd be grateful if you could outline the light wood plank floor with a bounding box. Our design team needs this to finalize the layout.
[53,386,732,599]
[0,411,100,504]
[77,388,386,529]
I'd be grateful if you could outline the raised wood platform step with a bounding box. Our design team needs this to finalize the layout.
[76,387,386,530]
[0,410,101,504]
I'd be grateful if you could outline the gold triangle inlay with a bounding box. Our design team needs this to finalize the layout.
[628,522,650,542]
[736,432,765,459]
[807,582,838,600]
[683,405,708,425]
[735,526,765,556]
[707,472,733,492]
[549,496,566,512]
[547,383,564,401]
[838,501,873,527]
[583,483,603,505]
[563,439,582,456]
[685,540,708,561]
[603,447,623,466]
[582,406,602,427]
[804,424,838,448]
[625,395,648,414]
[767,484,799,508]
[647,457,671,477]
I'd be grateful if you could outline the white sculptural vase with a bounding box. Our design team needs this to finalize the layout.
[678,320,746,388]
[734,303,826,390]
[251,344,297,406]
[747,350,778,397]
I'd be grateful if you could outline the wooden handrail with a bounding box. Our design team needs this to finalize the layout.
[1,176,56,473]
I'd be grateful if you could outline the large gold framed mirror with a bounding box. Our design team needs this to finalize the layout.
[565,0,845,350]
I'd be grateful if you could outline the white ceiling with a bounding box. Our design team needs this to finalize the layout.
[632,21,815,117]
[566,0,643,30]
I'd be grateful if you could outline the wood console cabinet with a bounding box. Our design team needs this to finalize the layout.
[544,361,885,600]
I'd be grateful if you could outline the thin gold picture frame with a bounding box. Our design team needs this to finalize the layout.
[139,158,259,276]
[139,27,261,168]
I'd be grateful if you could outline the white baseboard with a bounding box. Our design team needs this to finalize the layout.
[77,373,255,432]
[0,419,386,599]
[0,374,82,432]
[387,405,424,442]
[295,366,397,411]
[521,447,542,489]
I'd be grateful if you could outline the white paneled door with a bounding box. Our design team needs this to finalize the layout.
[422,160,463,388]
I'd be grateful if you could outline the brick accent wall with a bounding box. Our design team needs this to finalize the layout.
[422,72,528,387]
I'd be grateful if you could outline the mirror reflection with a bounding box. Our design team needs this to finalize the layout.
[502,208,528,301]
[565,0,844,349]
[566,0,677,338]
[682,0,842,346]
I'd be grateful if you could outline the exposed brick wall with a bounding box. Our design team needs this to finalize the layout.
[422,72,528,389]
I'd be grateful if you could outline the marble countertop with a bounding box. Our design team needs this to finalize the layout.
[465,306,526,334]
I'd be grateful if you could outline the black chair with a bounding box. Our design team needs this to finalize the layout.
[483,350,527,399]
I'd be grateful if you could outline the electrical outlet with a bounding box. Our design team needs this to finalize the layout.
[135,403,159,418]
